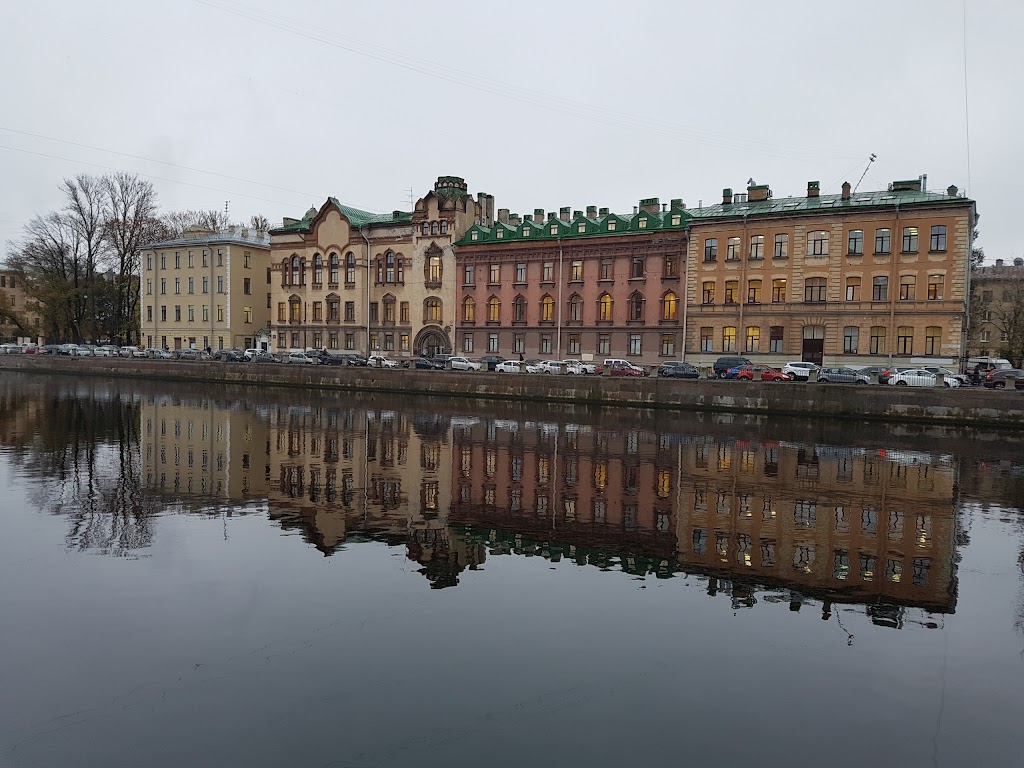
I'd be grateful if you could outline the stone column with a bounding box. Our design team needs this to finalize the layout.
[934,372,945,387]
[808,368,819,383]
[1005,374,1017,390]
[870,370,879,385]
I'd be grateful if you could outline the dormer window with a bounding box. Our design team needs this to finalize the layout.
[522,227,530,236]
[608,220,617,231]
[578,223,586,233]
[671,215,681,226]
[550,225,559,235]
[471,231,478,241]
[496,230,504,239]
[638,218,648,229]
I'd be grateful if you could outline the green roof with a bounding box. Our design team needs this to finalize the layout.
[457,204,690,245]
[688,187,973,221]
[270,198,412,235]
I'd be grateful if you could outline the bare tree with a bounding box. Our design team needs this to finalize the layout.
[161,209,232,238]
[250,214,270,231]
[62,175,108,342]
[993,283,1024,366]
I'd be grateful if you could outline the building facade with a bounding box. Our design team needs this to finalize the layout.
[140,227,272,352]
[967,258,1024,365]
[684,179,976,367]
[455,198,688,361]
[269,176,491,357]
[0,270,42,344]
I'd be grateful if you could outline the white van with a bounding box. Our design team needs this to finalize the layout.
[967,356,1012,372]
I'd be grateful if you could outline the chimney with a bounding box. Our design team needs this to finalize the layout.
[806,181,820,198]
[841,182,851,200]
[723,188,733,205]
[639,197,660,215]
[497,208,509,224]
[633,206,639,215]
[599,207,609,217]
[947,185,958,197]
[586,205,597,218]
[670,198,684,209]
[747,184,771,202]
[890,179,922,192]
[533,208,545,224]
[573,210,582,219]
[996,259,1004,267]
[509,213,521,226]
[662,203,667,212]
[559,206,570,222]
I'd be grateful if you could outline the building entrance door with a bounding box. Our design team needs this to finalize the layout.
[801,325,824,364]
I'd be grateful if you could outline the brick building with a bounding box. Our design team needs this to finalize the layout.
[967,257,1024,364]
[0,269,42,344]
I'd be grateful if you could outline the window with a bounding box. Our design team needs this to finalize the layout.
[897,326,913,354]
[463,265,474,285]
[774,233,789,259]
[550,224,559,236]
[846,277,861,301]
[607,219,617,231]
[486,296,500,322]
[290,299,301,322]
[267,267,272,285]
[462,297,475,322]
[243,277,251,295]
[462,334,474,353]
[629,334,642,355]
[382,299,394,323]
[598,334,611,354]
[899,275,916,301]
[428,255,442,284]
[662,291,678,320]
[843,326,859,353]
[982,290,993,301]
[400,301,409,323]
[660,334,675,356]
[747,280,762,304]
[146,278,152,295]
[704,238,718,262]
[202,305,208,322]
[543,262,554,282]
[160,254,166,269]
[749,235,764,260]
[489,264,500,284]
[769,326,784,353]
[870,326,886,354]
[217,276,224,293]
[174,252,181,269]
[313,254,323,285]
[243,306,253,324]
[598,293,613,321]
[146,254,153,271]
[599,258,613,280]
[925,326,942,355]
[174,305,181,321]
[514,334,525,353]
[902,227,919,253]
[515,263,526,283]
[930,225,947,252]
[700,326,713,352]
[571,260,584,281]
[848,230,864,255]
[631,256,645,279]
[663,254,678,277]
[217,250,223,267]
[628,293,643,321]
[160,278,166,294]
[724,280,738,304]
[873,228,891,254]
[513,295,526,322]
[146,306,152,322]
[426,297,443,323]
[928,274,943,300]
[807,230,829,256]
[540,335,552,354]
[541,295,554,322]
[202,277,208,293]
[187,277,194,294]
[174,278,181,294]
[568,333,581,354]
[160,305,167,321]
[569,293,583,321]
[745,326,760,353]
[488,333,499,352]
[329,254,339,284]
[369,302,379,322]
[771,278,786,303]
[722,326,737,352]
[380,251,402,284]
[344,301,355,322]
[345,253,356,284]
[328,299,340,322]
[702,281,715,304]
[577,223,587,233]
[726,236,740,261]
[872,276,888,301]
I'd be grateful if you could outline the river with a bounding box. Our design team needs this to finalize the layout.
[0,373,1022,767]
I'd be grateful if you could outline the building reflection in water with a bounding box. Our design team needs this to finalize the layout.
[0,377,969,621]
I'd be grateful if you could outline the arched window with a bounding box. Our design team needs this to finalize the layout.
[425,297,443,323]
[288,294,301,322]
[568,293,583,322]
[462,296,475,322]
[440,221,448,235]
[431,221,439,235]
[385,251,396,284]
[421,222,430,236]
[313,254,323,285]
[487,296,501,322]
[428,255,442,284]
[513,295,526,322]
[291,256,300,286]
[662,291,678,320]
[541,295,554,322]
[598,293,613,322]
[629,293,644,321]
[345,253,356,285]
[329,253,339,285]
[383,294,396,323]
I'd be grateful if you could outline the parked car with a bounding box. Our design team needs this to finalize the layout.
[734,364,791,382]
[367,355,398,369]
[42,344,64,355]
[888,368,960,387]
[983,369,1024,390]
[712,356,751,379]
[93,345,118,357]
[73,346,95,357]
[431,354,454,368]
[537,360,584,375]
[477,354,507,372]
[495,360,542,374]
[603,358,650,376]
[448,356,482,371]
[145,348,173,360]
[817,367,870,384]
[658,361,699,379]
[175,348,203,361]
[213,349,246,362]
[313,351,345,365]
[572,361,602,375]
[414,356,443,370]
[119,346,146,358]
[610,362,645,377]
[781,361,820,381]
[340,354,369,367]
[921,366,969,386]
[0,343,22,355]
[285,351,317,365]
[250,350,277,363]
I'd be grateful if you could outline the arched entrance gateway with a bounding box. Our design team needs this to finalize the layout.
[414,326,451,358]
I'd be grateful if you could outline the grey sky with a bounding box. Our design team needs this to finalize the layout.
[2,0,1020,260]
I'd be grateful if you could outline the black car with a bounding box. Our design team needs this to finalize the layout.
[478,355,507,371]
[213,349,246,362]
[414,356,443,369]
[340,354,369,366]
[713,356,751,379]
[658,361,700,379]
[314,351,346,365]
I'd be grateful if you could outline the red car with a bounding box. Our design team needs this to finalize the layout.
[610,363,644,377]
[734,364,791,382]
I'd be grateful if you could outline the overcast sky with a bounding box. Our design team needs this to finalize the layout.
[2,0,1020,262]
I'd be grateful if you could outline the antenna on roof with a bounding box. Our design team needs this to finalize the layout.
[225,200,230,214]
[853,154,877,194]
[405,187,414,210]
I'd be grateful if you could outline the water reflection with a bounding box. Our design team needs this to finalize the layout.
[2,375,1022,619]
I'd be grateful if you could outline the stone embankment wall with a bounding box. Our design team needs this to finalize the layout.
[3,357,1023,428]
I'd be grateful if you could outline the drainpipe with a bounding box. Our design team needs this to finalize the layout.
[556,236,564,357]
[680,236,689,362]
[887,204,899,366]
[360,227,372,356]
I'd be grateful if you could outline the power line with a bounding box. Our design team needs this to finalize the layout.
[192,0,858,163]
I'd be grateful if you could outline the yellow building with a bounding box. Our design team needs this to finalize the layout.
[968,258,1024,363]
[139,227,272,352]
[268,176,491,357]
[684,178,976,366]
[0,269,42,343]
